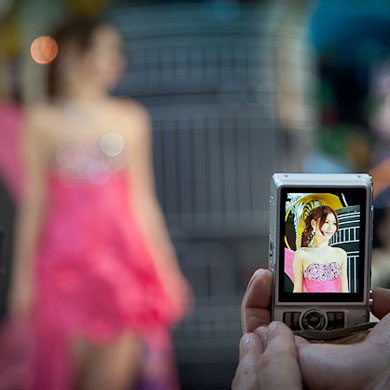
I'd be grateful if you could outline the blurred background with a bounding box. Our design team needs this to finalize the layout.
[1,0,390,388]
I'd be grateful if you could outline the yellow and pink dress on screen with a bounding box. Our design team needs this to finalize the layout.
[284,248,343,293]
[302,262,342,292]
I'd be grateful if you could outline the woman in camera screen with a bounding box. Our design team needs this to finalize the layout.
[292,206,349,293]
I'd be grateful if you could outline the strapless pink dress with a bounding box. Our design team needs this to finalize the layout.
[302,262,342,292]
[29,138,182,389]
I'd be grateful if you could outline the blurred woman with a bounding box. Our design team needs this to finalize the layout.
[8,19,191,390]
[293,205,348,293]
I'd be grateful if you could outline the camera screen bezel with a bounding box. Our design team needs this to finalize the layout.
[277,186,368,303]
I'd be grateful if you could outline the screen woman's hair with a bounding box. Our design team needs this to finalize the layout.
[301,205,339,247]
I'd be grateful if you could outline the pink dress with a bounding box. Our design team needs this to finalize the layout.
[29,138,183,389]
[302,262,342,292]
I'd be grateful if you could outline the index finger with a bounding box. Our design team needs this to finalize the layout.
[241,269,272,333]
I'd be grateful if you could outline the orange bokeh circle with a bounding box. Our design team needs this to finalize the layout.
[30,36,58,65]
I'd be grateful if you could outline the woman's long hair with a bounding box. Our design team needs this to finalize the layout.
[301,205,339,247]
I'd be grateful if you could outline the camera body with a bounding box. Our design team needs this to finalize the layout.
[269,173,373,331]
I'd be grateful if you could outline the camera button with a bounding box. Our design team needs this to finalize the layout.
[291,312,301,330]
[269,241,274,259]
[327,312,335,322]
[283,312,292,326]
[326,311,344,329]
[283,312,301,330]
[333,312,345,328]
[302,309,326,330]
[326,312,335,330]
[335,312,344,321]
[369,290,373,309]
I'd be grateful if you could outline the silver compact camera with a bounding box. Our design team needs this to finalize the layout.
[269,173,373,331]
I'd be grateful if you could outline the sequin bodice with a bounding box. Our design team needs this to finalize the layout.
[303,262,342,282]
[52,132,128,186]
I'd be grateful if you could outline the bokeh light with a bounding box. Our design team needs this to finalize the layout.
[100,132,125,157]
[30,36,58,65]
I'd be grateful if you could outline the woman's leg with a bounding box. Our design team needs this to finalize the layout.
[74,332,143,390]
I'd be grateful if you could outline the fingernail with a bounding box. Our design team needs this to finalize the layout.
[241,333,252,348]
[267,321,278,337]
[239,333,253,356]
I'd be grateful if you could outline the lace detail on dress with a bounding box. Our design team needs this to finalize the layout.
[53,132,129,185]
[303,262,342,282]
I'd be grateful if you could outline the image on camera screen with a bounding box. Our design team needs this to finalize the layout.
[283,192,362,295]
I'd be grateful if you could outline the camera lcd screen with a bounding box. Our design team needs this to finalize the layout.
[278,187,368,302]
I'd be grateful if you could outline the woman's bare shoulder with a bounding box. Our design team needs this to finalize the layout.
[27,102,60,118]
[296,247,311,253]
[107,98,152,148]
[294,248,309,258]
[25,103,61,138]
[110,98,150,123]
[332,246,347,258]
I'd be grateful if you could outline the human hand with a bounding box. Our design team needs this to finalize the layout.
[234,268,390,389]
[232,321,302,390]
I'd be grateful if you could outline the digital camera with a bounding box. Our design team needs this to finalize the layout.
[269,173,373,331]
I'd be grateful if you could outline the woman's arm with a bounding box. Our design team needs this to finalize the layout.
[293,251,303,292]
[340,249,349,293]
[125,103,192,313]
[8,108,50,318]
